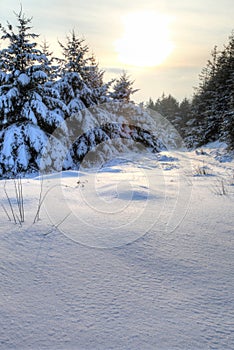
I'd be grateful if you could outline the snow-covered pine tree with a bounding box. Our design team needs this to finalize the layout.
[57,30,94,110]
[40,39,60,82]
[82,54,113,104]
[99,72,166,157]
[110,72,138,102]
[0,10,68,176]
[56,31,114,166]
[190,46,221,146]
[100,73,152,157]
[57,49,163,167]
[218,32,234,149]
[186,32,234,149]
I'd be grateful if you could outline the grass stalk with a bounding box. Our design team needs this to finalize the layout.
[4,181,17,224]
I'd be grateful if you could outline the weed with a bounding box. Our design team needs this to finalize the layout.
[211,178,228,196]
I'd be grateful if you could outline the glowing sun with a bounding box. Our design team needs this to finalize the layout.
[115,11,174,67]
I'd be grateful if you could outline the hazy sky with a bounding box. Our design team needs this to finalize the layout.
[0,0,233,102]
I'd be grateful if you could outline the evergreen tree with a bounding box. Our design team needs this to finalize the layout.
[187,32,234,148]
[82,53,112,104]
[0,10,68,176]
[56,31,115,166]
[218,32,234,149]
[0,10,166,176]
[147,97,155,110]
[110,72,138,102]
[189,47,221,145]
[146,94,185,136]
[40,39,60,81]
[147,94,180,121]
[59,31,89,75]
[57,30,102,112]
[178,98,192,138]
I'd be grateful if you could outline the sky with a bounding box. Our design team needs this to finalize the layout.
[0,0,233,103]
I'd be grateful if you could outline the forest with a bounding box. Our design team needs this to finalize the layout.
[147,31,234,150]
[0,10,233,177]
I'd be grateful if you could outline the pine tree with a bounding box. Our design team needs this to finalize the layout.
[187,32,234,148]
[147,94,180,121]
[191,47,221,145]
[147,97,155,110]
[0,10,68,176]
[57,30,99,113]
[40,39,60,81]
[82,54,112,104]
[0,11,165,176]
[218,32,234,149]
[110,72,138,102]
[178,98,192,138]
[146,94,184,136]
[56,31,113,166]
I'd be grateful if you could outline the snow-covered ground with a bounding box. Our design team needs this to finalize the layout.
[0,146,233,349]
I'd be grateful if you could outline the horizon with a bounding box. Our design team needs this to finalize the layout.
[0,0,233,102]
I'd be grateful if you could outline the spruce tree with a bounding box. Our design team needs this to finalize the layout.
[57,30,95,110]
[146,94,185,137]
[56,31,113,166]
[178,98,192,138]
[218,32,234,149]
[110,72,138,102]
[187,32,234,148]
[82,54,112,104]
[0,10,67,176]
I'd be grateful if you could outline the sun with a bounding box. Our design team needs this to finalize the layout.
[115,11,174,68]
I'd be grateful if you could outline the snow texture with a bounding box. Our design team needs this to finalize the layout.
[0,145,233,349]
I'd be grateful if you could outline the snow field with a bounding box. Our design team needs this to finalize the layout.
[0,147,233,349]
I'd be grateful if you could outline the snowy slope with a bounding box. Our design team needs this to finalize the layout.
[0,147,233,349]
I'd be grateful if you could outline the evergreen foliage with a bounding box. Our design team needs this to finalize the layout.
[0,10,67,176]
[110,72,138,102]
[188,32,234,148]
[147,94,192,139]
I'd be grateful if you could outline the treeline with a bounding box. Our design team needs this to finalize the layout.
[0,10,161,177]
[147,31,234,150]
[0,10,233,177]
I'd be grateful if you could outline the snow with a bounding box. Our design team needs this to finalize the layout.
[32,70,48,81]
[0,145,233,349]
[31,100,48,120]
[6,87,20,100]
[0,124,72,175]
[17,73,30,86]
